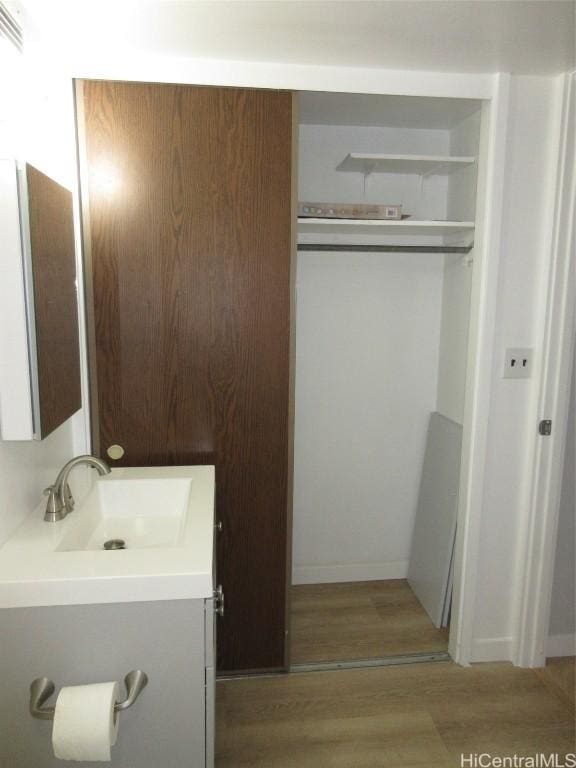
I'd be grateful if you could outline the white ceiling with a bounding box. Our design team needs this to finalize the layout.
[14,0,576,75]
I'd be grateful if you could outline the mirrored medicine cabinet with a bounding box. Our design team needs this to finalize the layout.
[0,160,81,440]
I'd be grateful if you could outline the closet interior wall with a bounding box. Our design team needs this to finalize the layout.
[438,109,481,425]
[292,95,481,588]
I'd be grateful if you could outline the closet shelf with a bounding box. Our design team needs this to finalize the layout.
[298,218,475,237]
[336,153,476,176]
[297,218,475,254]
[297,243,473,254]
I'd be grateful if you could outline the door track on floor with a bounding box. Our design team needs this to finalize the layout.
[290,651,451,674]
[217,651,451,680]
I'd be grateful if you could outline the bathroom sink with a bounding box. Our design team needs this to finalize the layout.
[57,475,192,552]
[0,466,214,608]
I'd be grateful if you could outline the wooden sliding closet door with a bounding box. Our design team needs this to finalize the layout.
[79,80,293,672]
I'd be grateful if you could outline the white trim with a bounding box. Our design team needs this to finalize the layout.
[514,73,576,668]
[471,637,513,663]
[449,74,511,666]
[69,55,494,100]
[292,561,408,585]
[70,80,92,458]
[16,164,42,440]
[547,634,576,658]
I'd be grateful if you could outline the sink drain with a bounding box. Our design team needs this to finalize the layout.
[103,539,126,550]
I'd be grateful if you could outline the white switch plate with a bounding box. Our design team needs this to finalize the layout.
[503,348,533,379]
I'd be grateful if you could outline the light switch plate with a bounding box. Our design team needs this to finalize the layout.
[503,348,533,379]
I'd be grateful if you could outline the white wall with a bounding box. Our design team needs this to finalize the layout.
[471,76,563,662]
[0,17,89,545]
[0,421,86,544]
[436,256,473,425]
[547,343,575,656]
[292,250,443,583]
[435,111,480,425]
[446,111,481,224]
[293,119,483,582]
[299,124,449,221]
[293,122,449,583]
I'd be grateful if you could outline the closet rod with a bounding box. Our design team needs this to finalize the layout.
[297,243,473,254]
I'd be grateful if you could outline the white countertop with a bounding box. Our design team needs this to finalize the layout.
[0,466,215,609]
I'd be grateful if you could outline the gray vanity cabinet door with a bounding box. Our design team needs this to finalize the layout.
[205,665,215,768]
[205,598,216,768]
[0,600,207,768]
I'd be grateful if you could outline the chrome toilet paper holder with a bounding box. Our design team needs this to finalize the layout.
[29,670,149,721]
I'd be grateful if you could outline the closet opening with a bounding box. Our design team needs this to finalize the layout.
[290,91,483,667]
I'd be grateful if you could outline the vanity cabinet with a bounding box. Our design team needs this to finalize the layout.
[0,598,216,768]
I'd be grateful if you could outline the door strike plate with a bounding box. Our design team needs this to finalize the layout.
[538,420,552,436]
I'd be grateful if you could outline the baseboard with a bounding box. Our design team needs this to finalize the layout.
[547,633,576,657]
[292,561,408,585]
[470,636,513,662]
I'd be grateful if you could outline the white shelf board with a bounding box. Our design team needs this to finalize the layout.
[298,218,475,237]
[336,153,476,176]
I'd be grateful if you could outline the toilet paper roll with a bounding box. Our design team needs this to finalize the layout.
[52,681,120,762]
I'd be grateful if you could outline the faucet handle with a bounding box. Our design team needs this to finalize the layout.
[43,486,65,523]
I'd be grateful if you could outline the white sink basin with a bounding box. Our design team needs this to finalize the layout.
[0,466,214,609]
[57,476,192,552]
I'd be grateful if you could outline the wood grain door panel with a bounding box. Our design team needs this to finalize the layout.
[79,80,292,672]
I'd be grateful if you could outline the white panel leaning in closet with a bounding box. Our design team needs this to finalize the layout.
[291,92,482,668]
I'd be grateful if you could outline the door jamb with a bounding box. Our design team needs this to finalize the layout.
[448,74,511,666]
[513,72,576,668]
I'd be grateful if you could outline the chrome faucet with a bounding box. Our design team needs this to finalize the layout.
[44,455,111,522]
